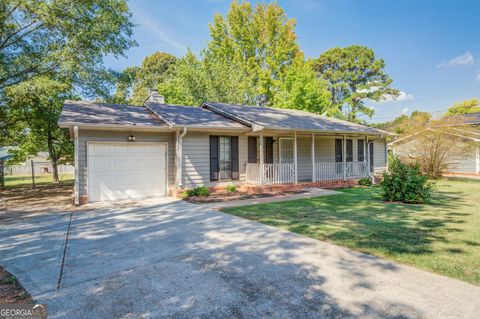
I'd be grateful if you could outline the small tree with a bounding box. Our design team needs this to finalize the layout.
[5,77,73,183]
[381,156,435,204]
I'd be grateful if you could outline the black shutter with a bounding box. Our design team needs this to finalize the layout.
[346,139,353,162]
[358,140,364,162]
[335,139,343,162]
[248,137,257,163]
[231,136,239,180]
[210,136,219,181]
[265,137,274,164]
[369,143,374,172]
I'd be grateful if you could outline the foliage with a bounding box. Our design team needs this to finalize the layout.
[185,186,211,197]
[0,0,135,97]
[112,52,177,105]
[358,177,372,186]
[226,184,237,193]
[159,1,331,114]
[314,45,399,120]
[381,156,435,203]
[445,98,480,116]
[4,77,74,182]
[373,111,431,135]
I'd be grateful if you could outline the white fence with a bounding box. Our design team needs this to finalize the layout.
[315,161,368,182]
[246,163,296,185]
[5,162,74,176]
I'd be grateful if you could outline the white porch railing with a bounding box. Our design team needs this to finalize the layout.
[314,161,368,182]
[246,163,295,185]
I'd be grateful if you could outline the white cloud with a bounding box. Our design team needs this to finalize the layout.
[436,51,474,68]
[401,107,409,115]
[380,91,414,103]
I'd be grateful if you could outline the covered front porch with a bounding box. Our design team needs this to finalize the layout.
[245,132,382,186]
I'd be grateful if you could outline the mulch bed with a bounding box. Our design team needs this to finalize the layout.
[184,189,308,204]
[0,266,33,304]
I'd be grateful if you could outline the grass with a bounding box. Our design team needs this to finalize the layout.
[4,174,74,188]
[223,178,480,285]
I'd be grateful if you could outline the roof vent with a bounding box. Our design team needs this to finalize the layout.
[148,89,165,104]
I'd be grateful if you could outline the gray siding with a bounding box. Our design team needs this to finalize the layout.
[77,129,175,197]
[182,132,247,188]
[373,140,387,173]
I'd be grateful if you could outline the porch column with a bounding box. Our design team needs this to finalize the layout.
[259,131,264,185]
[343,134,346,181]
[311,133,316,182]
[74,126,79,206]
[294,131,298,184]
[364,135,367,177]
[476,146,479,174]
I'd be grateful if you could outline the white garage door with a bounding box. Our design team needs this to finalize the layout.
[88,142,167,202]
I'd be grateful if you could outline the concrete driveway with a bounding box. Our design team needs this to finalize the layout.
[1,198,479,318]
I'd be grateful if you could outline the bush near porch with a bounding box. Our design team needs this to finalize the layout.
[223,178,480,285]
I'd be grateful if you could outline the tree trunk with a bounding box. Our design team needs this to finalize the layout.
[0,160,5,190]
[47,133,59,183]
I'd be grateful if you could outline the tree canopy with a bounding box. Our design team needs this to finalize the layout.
[445,98,480,116]
[314,45,399,120]
[0,0,135,97]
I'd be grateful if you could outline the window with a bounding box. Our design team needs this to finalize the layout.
[219,136,231,179]
[358,139,365,162]
[279,138,294,163]
[335,139,343,162]
[346,139,353,162]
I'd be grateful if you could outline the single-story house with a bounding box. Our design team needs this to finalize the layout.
[389,113,480,178]
[58,90,390,204]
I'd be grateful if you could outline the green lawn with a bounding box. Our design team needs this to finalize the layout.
[223,178,480,285]
[4,174,74,188]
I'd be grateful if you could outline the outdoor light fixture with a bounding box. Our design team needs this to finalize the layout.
[128,135,136,141]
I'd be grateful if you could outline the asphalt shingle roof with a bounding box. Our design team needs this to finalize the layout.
[145,101,248,129]
[58,100,167,127]
[203,102,385,134]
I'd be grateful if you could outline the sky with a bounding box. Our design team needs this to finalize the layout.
[104,0,480,123]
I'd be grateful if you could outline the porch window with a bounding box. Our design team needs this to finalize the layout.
[219,136,231,179]
[358,140,365,162]
[346,139,353,162]
[279,138,294,163]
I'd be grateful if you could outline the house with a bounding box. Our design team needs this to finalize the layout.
[58,91,390,204]
[389,113,480,178]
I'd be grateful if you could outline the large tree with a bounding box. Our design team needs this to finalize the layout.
[314,45,399,120]
[159,1,331,114]
[0,0,135,97]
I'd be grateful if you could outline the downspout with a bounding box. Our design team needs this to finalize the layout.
[176,127,188,191]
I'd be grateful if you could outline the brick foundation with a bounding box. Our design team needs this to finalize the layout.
[239,180,359,194]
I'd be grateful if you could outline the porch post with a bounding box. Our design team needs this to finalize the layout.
[343,134,346,181]
[311,133,315,182]
[364,135,367,176]
[74,126,79,205]
[294,131,298,184]
[259,131,264,185]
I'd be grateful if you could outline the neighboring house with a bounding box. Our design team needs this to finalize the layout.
[58,91,390,204]
[389,113,480,178]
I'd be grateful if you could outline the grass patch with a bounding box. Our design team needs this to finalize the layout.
[4,174,74,188]
[223,178,480,285]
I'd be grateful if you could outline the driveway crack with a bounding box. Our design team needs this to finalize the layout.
[56,212,73,290]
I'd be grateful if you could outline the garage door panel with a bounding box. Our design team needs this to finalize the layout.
[88,143,167,202]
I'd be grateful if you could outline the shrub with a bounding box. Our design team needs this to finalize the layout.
[226,184,237,193]
[358,177,372,186]
[185,186,210,197]
[381,156,435,204]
